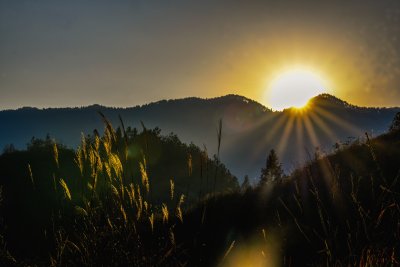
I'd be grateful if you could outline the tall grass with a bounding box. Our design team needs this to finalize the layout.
[4,120,192,266]
[0,121,399,266]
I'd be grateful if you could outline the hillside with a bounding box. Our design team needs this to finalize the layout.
[171,128,400,266]
[1,94,399,179]
[1,116,399,266]
[0,126,238,262]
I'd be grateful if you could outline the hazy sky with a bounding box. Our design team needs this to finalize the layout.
[1,0,400,109]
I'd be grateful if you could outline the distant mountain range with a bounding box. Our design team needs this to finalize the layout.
[1,94,399,180]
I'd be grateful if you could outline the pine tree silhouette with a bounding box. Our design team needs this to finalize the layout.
[389,112,400,132]
[241,175,251,191]
[259,149,283,185]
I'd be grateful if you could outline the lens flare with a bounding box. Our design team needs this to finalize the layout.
[220,230,282,267]
[266,67,329,110]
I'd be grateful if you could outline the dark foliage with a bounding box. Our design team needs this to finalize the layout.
[389,111,400,132]
[259,149,284,185]
[0,118,399,265]
[0,127,238,265]
[173,130,400,266]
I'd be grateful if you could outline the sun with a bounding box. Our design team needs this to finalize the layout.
[266,67,329,111]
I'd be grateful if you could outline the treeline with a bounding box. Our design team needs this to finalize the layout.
[0,123,238,264]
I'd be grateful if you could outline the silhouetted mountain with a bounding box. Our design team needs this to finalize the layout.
[1,94,399,179]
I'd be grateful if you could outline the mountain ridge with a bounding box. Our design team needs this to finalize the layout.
[1,93,399,179]
[3,93,397,112]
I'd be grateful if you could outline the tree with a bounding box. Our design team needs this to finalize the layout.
[259,149,284,185]
[2,144,16,154]
[389,112,400,132]
[241,175,251,192]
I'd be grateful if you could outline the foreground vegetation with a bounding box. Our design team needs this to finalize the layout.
[0,119,399,266]
[178,130,400,266]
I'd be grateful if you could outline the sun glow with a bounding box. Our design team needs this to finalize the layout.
[266,68,329,111]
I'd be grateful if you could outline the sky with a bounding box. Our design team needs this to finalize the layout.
[1,0,400,110]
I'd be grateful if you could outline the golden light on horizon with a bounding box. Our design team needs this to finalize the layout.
[265,67,330,111]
